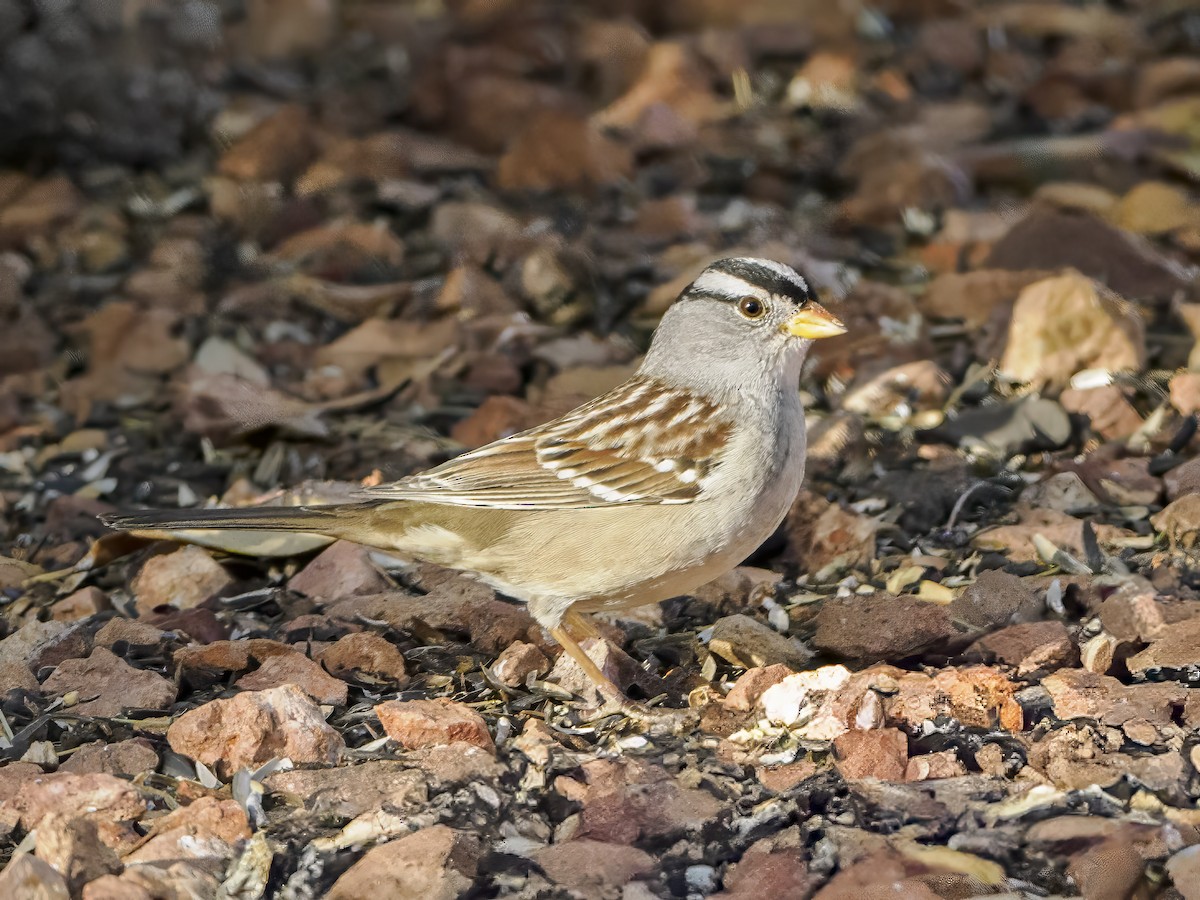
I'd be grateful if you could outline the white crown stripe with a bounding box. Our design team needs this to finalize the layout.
[690,270,763,298]
[729,257,809,293]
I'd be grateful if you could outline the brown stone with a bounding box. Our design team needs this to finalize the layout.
[40,647,176,716]
[94,618,167,649]
[715,827,814,899]
[999,271,1144,388]
[985,208,1189,301]
[905,750,968,782]
[490,640,550,688]
[266,760,427,818]
[887,666,1024,732]
[326,825,480,900]
[406,743,506,788]
[1127,616,1200,675]
[288,541,390,602]
[60,739,158,777]
[167,684,344,780]
[1165,456,1200,501]
[1042,668,1186,727]
[497,111,633,192]
[0,620,67,669]
[235,651,349,705]
[708,615,810,670]
[0,854,69,900]
[966,620,1076,675]
[814,594,954,660]
[785,490,877,574]
[833,728,908,781]
[725,664,795,712]
[533,839,656,894]
[123,797,249,865]
[131,545,232,614]
[35,813,122,892]
[51,586,111,621]
[217,104,316,183]
[1059,385,1144,440]
[320,631,408,683]
[12,772,144,834]
[375,699,495,754]
[0,659,38,693]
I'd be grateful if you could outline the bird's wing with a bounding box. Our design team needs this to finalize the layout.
[361,376,733,509]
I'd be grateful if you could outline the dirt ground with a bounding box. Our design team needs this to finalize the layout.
[4,1,1200,897]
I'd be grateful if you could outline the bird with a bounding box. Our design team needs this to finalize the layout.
[104,258,846,702]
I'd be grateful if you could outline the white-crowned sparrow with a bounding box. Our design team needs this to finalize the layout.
[105,258,845,697]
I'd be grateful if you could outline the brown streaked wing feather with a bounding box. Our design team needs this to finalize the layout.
[360,376,732,509]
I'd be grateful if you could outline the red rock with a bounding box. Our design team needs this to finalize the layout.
[288,541,390,602]
[0,854,70,899]
[320,631,408,683]
[81,874,153,900]
[887,666,1023,732]
[175,638,296,686]
[124,797,249,865]
[561,758,725,845]
[985,208,1189,301]
[61,739,158,777]
[0,620,68,669]
[1098,576,1171,641]
[0,659,38,693]
[1126,616,1200,674]
[375,698,495,754]
[167,684,344,779]
[406,743,506,788]
[810,849,942,899]
[265,760,428,818]
[1059,385,1143,440]
[725,664,795,712]
[491,640,550,687]
[1165,457,1200,501]
[813,594,953,660]
[1042,668,1186,726]
[11,773,144,835]
[1171,372,1200,417]
[966,620,1076,675]
[833,729,908,781]
[547,636,662,705]
[39,647,176,716]
[785,490,877,574]
[905,750,967,782]
[27,621,92,671]
[35,812,122,892]
[755,759,823,793]
[235,651,349,705]
[326,825,480,900]
[715,827,815,898]
[533,839,655,894]
[1067,833,1148,900]
[497,111,633,192]
[81,862,218,899]
[131,545,232,614]
[450,395,532,449]
[93,618,167,649]
[949,569,1040,629]
[1167,846,1200,900]
[217,104,316,183]
[708,615,810,669]
[51,586,111,621]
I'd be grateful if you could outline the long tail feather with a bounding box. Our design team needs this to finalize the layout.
[102,503,369,534]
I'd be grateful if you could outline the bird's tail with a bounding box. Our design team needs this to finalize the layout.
[102,502,373,536]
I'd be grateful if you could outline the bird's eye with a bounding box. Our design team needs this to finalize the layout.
[737,297,766,319]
